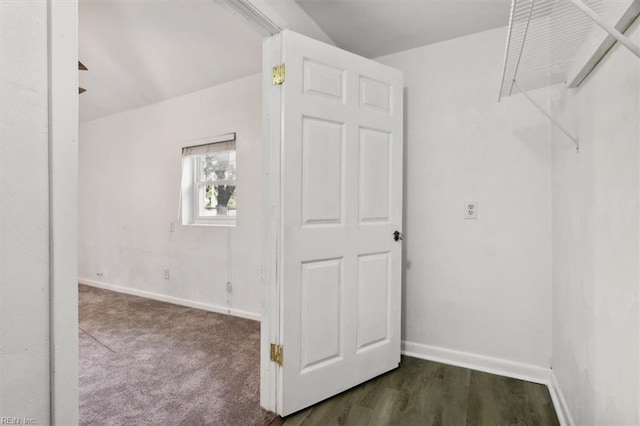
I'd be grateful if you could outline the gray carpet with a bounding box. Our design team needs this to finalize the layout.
[79,284,277,426]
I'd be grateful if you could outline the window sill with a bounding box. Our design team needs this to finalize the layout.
[189,221,237,227]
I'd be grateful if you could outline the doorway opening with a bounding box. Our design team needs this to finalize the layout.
[76,1,271,423]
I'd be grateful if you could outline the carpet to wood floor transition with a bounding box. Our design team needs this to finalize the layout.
[79,284,276,426]
[80,284,559,426]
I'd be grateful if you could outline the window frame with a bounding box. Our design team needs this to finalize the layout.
[180,134,238,228]
[190,154,237,226]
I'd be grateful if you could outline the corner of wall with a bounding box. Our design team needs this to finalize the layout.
[548,369,575,426]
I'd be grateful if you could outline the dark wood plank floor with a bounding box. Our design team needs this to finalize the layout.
[270,356,559,426]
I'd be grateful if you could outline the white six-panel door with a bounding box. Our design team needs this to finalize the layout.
[275,30,403,416]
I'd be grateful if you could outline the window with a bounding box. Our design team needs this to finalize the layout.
[181,134,237,226]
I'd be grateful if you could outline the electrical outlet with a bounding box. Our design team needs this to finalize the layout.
[96,272,104,278]
[169,222,175,233]
[226,282,233,294]
[464,201,478,219]
[164,269,170,280]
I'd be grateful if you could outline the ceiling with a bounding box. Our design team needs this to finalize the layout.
[295,0,512,58]
[79,0,512,122]
[79,0,262,122]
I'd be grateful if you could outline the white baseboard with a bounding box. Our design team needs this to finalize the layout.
[402,341,572,425]
[402,340,551,385]
[78,278,261,321]
[548,369,574,426]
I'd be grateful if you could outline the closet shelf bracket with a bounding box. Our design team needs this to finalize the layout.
[568,0,640,59]
[514,80,580,153]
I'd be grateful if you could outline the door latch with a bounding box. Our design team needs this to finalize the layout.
[393,231,403,242]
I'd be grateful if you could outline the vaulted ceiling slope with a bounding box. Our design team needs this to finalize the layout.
[80,0,512,122]
[79,0,262,122]
[295,0,512,58]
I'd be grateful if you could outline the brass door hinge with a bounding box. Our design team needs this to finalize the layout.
[270,343,283,366]
[272,64,285,85]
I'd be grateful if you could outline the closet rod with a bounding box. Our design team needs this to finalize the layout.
[513,80,580,152]
[567,0,640,59]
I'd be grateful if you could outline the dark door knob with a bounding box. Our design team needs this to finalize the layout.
[393,231,403,242]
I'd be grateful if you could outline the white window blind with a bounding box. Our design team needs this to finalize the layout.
[181,132,236,157]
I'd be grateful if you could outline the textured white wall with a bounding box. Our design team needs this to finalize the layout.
[78,74,263,317]
[551,20,640,425]
[376,27,553,369]
[0,2,51,423]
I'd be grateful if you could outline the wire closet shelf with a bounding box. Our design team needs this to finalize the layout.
[499,0,640,151]
[499,0,607,100]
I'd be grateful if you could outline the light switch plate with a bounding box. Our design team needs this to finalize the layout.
[464,201,478,219]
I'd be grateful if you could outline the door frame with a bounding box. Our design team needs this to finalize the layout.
[50,1,287,421]
[49,0,80,423]
[260,31,283,414]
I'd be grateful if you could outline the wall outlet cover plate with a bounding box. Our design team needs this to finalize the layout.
[464,201,478,219]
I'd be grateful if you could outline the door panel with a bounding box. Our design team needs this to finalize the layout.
[359,128,392,222]
[301,118,344,226]
[359,76,392,113]
[303,59,345,102]
[357,252,391,351]
[278,29,403,416]
[300,258,343,372]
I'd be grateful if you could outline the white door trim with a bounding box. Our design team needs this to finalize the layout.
[48,0,79,423]
[215,0,281,36]
[260,32,283,414]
